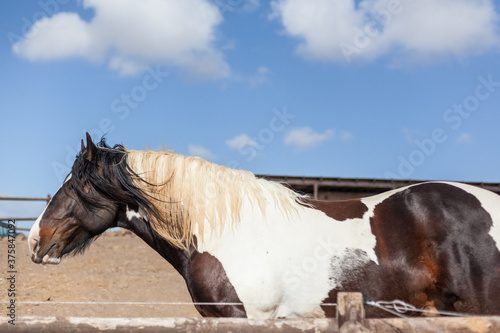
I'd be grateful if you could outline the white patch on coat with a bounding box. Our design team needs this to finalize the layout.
[126,206,144,221]
[194,190,382,319]
[28,173,72,258]
[28,205,46,256]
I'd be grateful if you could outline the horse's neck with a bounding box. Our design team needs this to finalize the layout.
[116,207,190,275]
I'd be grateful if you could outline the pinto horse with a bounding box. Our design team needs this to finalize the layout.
[28,134,500,318]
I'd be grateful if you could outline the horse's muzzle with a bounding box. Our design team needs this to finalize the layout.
[31,252,62,265]
[29,238,61,265]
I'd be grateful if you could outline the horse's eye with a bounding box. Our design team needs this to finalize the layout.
[67,183,75,191]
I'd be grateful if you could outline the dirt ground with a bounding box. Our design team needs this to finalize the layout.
[0,230,201,319]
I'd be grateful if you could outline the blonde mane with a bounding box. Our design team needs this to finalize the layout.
[125,149,307,250]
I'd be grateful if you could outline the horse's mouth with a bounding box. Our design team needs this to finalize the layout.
[32,243,61,265]
[42,255,61,265]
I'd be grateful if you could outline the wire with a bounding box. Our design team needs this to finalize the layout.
[365,299,473,317]
[3,298,475,317]
[2,300,338,307]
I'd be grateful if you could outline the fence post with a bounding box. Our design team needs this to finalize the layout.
[336,292,369,332]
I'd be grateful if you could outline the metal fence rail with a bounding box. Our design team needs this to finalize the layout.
[0,195,50,233]
[0,196,51,202]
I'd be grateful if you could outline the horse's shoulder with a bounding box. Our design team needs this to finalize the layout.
[187,250,247,317]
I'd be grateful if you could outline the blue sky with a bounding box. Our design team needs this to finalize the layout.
[2,0,500,222]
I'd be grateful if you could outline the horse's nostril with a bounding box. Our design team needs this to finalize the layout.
[29,238,39,257]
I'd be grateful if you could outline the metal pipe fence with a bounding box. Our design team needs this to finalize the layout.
[0,195,50,232]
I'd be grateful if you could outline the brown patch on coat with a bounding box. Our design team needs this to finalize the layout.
[303,198,368,221]
[187,251,247,317]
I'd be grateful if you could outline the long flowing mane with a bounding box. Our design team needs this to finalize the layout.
[73,139,308,250]
[125,149,308,249]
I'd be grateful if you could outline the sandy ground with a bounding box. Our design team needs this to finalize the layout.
[0,230,201,319]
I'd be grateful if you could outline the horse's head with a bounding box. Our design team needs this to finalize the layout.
[28,134,130,264]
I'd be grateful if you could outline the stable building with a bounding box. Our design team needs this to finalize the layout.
[259,176,500,201]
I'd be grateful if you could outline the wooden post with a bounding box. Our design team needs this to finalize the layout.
[337,292,369,332]
[313,183,318,200]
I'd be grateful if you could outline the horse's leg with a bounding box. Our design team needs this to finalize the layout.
[186,251,247,317]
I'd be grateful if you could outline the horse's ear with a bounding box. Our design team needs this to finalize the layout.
[85,132,98,163]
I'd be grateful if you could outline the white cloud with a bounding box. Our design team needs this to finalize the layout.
[12,13,94,61]
[231,66,270,87]
[226,134,258,150]
[242,0,261,12]
[216,0,260,13]
[456,132,471,144]
[188,144,215,160]
[339,130,354,142]
[271,0,500,64]
[248,66,270,87]
[402,127,429,144]
[13,0,230,78]
[284,127,334,150]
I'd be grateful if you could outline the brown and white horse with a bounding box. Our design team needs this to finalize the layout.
[28,134,500,318]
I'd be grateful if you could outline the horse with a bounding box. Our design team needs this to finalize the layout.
[28,133,500,318]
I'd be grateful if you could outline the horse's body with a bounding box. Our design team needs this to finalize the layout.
[28,134,500,318]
